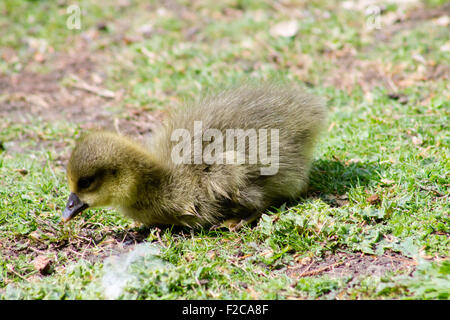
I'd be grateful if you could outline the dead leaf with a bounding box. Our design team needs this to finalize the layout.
[381,179,395,185]
[260,250,273,258]
[412,136,423,146]
[138,24,153,36]
[418,145,432,158]
[294,256,312,265]
[33,255,52,275]
[1,47,18,63]
[237,254,252,260]
[367,194,381,205]
[433,15,449,27]
[206,251,216,260]
[15,168,28,175]
[346,158,361,165]
[91,73,103,85]
[270,20,299,38]
[412,53,426,64]
[440,42,450,52]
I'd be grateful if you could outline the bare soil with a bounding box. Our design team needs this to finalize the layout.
[287,250,416,280]
[325,3,450,94]
[0,52,162,134]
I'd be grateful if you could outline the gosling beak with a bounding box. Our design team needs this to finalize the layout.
[62,192,89,222]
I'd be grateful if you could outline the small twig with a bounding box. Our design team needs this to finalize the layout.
[6,265,29,281]
[67,248,84,257]
[327,122,336,132]
[67,74,115,99]
[297,261,315,278]
[155,228,167,248]
[418,145,432,157]
[296,261,344,278]
[418,185,445,197]
[74,234,92,242]
[120,230,129,244]
[80,221,105,229]
[28,246,47,254]
[237,254,252,261]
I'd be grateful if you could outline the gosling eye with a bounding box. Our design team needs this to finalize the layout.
[78,176,95,190]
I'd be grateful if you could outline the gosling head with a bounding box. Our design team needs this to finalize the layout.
[62,131,151,222]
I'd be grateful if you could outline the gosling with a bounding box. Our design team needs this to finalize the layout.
[63,84,326,229]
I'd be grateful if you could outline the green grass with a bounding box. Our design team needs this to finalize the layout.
[0,0,449,299]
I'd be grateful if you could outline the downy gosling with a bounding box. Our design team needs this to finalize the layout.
[63,85,326,229]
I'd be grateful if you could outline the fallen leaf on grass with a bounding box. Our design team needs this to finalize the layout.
[433,15,449,27]
[237,254,252,261]
[418,145,432,158]
[270,20,299,38]
[33,255,52,275]
[327,122,336,132]
[367,194,381,205]
[412,53,427,65]
[412,136,423,146]
[293,255,312,265]
[345,158,361,165]
[260,250,273,258]
[14,168,28,175]
[137,24,154,37]
[380,179,395,185]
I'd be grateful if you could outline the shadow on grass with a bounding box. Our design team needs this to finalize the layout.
[307,159,384,206]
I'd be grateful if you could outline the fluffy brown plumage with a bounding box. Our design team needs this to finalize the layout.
[63,84,326,229]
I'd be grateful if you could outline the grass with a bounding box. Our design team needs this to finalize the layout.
[0,0,449,300]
